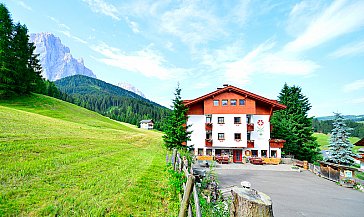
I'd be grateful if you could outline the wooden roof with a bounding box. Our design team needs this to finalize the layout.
[354,138,364,146]
[140,119,154,123]
[184,85,286,110]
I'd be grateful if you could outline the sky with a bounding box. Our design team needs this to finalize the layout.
[3,0,364,117]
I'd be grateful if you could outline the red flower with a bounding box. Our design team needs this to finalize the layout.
[257,120,264,126]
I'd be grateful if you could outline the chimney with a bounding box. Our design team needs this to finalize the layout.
[223,84,229,87]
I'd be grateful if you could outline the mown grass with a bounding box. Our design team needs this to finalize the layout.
[314,133,360,151]
[0,94,177,216]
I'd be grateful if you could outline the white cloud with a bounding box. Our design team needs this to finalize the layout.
[229,0,250,25]
[48,16,71,31]
[91,42,187,80]
[83,0,120,20]
[125,17,140,33]
[160,1,226,49]
[286,0,325,36]
[330,40,364,58]
[224,40,319,85]
[343,79,364,92]
[285,0,364,53]
[17,0,32,11]
[59,30,87,44]
[349,97,364,104]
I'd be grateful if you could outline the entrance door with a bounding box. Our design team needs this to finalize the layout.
[233,150,242,163]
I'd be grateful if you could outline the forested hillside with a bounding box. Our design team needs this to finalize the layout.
[313,118,364,138]
[55,75,170,130]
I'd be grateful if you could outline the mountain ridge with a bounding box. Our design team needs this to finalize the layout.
[30,32,96,81]
[54,75,169,130]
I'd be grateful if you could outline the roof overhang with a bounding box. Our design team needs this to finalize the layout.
[184,85,286,110]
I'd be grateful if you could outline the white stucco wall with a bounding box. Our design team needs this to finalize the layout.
[212,114,247,148]
[249,115,270,157]
[187,115,205,149]
[188,113,280,157]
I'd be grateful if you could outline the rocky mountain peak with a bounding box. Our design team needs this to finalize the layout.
[29,32,96,81]
[117,82,146,98]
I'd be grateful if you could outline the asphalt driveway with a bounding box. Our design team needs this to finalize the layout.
[215,164,364,217]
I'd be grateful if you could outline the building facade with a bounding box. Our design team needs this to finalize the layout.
[140,119,154,130]
[184,85,286,162]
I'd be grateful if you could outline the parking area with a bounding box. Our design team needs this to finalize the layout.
[215,164,364,217]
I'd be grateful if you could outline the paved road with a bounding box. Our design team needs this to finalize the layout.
[215,164,364,217]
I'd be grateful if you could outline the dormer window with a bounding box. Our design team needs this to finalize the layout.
[222,99,228,106]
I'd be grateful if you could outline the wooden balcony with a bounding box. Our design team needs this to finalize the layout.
[247,123,254,131]
[205,123,213,131]
[247,140,254,148]
[269,139,286,148]
[205,139,213,147]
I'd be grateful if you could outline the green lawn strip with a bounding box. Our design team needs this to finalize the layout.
[314,133,360,151]
[0,94,132,131]
[0,95,175,216]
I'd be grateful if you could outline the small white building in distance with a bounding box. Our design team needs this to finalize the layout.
[140,119,154,130]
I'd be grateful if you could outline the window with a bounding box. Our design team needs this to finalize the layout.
[218,133,225,140]
[206,116,212,123]
[261,150,267,157]
[230,99,237,106]
[218,117,224,124]
[206,149,212,156]
[246,114,252,124]
[213,100,219,106]
[215,149,221,156]
[222,99,228,106]
[234,117,241,124]
[206,133,212,139]
[271,150,277,158]
[239,99,246,106]
[251,150,258,157]
[234,133,241,140]
[198,148,203,156]
[247,132,251,140]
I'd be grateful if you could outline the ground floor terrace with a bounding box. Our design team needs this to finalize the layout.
[194,147,281,163]
[215,164,364,217]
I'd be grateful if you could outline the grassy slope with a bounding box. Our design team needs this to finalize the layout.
[0,94,176,216]
[314,132,360,152]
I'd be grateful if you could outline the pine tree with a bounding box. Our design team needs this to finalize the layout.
[326,113,358,165]
[0,3,14,97]
[271,83,320,162]
[163,84,192,150]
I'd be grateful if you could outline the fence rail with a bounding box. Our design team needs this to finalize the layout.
[167,149,202,217]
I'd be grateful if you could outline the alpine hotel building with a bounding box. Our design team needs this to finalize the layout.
[184,84,287,163]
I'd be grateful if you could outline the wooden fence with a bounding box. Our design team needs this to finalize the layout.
[166,149,202,217]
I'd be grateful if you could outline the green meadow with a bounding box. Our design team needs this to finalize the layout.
[0,94,177,216]
[314,132,360,152]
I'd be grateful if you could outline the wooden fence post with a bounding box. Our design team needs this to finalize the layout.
[173,149,177,171]
[179,175,195,217]
[230,187,273,217]
[193,185,202,217]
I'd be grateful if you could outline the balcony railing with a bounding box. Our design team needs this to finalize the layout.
[247,140,254,148]
[269,139,286,148]
[205,122,213,131]
[205,139,213,147]
[247,123,254,131]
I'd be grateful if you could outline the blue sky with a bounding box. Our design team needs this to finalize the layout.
[4,0,364,117]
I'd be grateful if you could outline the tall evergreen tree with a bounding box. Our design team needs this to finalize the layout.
[163,84,192,150]
[271,83,320,162]
[326,113,358,165]
[0,3,14,97]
